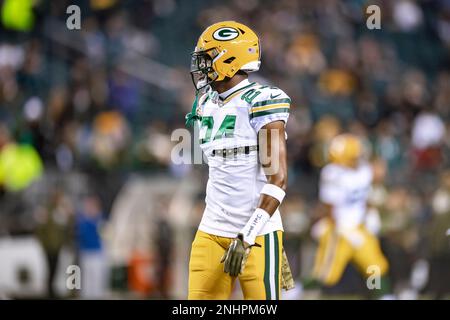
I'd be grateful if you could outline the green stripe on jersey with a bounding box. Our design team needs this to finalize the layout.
[252,98,291,107]
[249,108,290,119]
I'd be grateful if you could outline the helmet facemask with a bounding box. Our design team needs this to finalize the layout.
[190,49,220,91]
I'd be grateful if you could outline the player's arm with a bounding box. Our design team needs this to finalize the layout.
[310,169,337,241]
[235,120,287,248]
[312,202,333,225]
[315,166,341,224]
[222,121,288,276]
[257,120,288,215]
[222,88,290,277]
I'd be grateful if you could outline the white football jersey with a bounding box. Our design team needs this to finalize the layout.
[319,162,373,230]
[196,79,290,238]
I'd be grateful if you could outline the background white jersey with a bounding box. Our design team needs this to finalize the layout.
[319,162,373,230]
[197,79,290,238]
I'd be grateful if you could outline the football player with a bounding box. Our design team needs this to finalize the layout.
[310,133,392,298]
[185,21,293,300]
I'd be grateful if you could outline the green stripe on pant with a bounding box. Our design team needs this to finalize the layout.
[274,232,280,300]
[264,233,271,300]
[264,232,281,300]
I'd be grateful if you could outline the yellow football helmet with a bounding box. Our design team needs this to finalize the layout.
[328,133,363,167]
[190,21,261,90]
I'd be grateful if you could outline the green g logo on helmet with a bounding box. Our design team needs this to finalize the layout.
[213,27,239,41]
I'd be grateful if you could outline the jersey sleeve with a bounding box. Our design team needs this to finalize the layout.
[319,165,345,205]
[248,86,291,133]
[362,162,374,184]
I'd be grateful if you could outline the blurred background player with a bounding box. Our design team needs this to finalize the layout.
[307,134,393,299]
[187,21,292,300]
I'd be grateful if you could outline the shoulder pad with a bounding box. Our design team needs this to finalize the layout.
[247,85,290,108]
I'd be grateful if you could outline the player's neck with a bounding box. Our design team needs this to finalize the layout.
[212,74,248,94]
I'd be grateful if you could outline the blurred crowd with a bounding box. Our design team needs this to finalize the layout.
[0,0,449,299]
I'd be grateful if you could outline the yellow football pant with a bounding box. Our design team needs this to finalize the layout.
[313,223,389,286]
[188,230,282,300]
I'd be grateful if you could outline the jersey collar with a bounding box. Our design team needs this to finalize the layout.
[218,79,252,100]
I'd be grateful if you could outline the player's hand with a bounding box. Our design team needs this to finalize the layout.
[220,234,251,277]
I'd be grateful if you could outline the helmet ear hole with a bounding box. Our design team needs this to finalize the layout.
[223,57,236,64]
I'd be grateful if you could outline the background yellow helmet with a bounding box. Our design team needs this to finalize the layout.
[328,133,363,167]
[190,21,261,90]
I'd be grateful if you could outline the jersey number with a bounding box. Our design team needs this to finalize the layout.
[241,89,261,104]
[200,115,236,144]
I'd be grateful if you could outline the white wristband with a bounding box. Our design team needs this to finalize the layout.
[260,184,286,204]
[239,208,271,246]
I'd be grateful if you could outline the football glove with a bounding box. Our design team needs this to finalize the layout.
[221,233,251,277]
